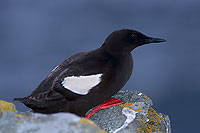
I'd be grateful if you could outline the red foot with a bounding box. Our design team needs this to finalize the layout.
[85,97,124,118]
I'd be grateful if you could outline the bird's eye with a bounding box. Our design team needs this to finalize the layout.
[132,33,137,38]
[124,32,138,43]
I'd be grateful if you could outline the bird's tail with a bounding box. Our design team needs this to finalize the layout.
[13,97,26,102]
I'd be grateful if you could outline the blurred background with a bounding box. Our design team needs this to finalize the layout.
[0,0,199,132]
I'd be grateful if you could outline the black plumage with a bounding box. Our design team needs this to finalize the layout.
[14,29,165,116]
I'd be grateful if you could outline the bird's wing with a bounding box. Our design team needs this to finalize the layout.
[24,51,106,103]
[14,52,89,104]
[19,65,104,110]
[51,67,103,100]
[29,52,89,96]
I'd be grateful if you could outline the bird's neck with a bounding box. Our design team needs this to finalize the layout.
[100,43,131,58]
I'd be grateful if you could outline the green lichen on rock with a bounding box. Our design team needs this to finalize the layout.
[137,107,170,133]
[0,100,16,117]
[87,91,171,133]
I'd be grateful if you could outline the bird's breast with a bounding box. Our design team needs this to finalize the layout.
[99,54,133,94]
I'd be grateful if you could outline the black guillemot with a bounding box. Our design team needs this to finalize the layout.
[14,29,166,116]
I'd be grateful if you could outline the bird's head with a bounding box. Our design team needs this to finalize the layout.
[102,29,166,55]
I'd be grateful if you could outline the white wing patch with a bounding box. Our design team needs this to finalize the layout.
[61,74,102,95]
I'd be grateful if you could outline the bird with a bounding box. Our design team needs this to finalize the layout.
[14,29,166,116]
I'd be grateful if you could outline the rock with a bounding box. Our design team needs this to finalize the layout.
[0,100,16,116]
[0,108,105,133]
[87,90,171,133]
[0,90,171,133]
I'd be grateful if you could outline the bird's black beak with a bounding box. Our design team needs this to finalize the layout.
[145,37,166,44]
